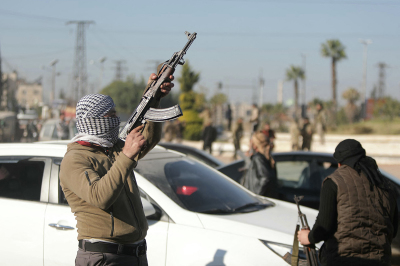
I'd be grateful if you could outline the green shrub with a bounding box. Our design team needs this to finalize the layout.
[353,125,373,134]
[179,109,202,140]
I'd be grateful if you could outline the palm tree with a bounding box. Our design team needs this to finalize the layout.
[286,65,305,113]
[321,39,347,110]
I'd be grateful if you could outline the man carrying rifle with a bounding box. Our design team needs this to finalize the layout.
[60,73,174,266]
[298,139,398,266]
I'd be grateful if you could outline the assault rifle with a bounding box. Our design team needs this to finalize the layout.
[119,31,197,140]
[294,195,319,266]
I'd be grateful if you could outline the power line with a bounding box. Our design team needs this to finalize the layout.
[0,9,69,22]
[216,0,400,5]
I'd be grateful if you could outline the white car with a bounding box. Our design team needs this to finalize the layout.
[0,143,317,266]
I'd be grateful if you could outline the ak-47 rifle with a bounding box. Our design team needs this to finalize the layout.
[294,195,319,266]
[119,31,197,140]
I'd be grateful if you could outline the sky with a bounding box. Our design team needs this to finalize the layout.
[0,0,399,107]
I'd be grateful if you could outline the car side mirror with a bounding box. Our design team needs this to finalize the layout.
[141,197,156,218]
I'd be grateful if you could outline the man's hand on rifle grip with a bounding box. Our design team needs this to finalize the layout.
[122,125,147,160]
[147,73,175,98]
[298,229,311,246]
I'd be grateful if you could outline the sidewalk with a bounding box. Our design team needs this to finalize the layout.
[179,132,400,166]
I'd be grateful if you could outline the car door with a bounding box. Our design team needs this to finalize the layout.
[43,158,77,266]
[43,162,169,266]
[274,155,337,209]
[0,156,52,266]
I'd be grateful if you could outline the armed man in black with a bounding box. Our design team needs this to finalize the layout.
[298,139,398,266]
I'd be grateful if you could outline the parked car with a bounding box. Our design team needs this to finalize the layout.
[0,143,317,266]
[39,118,77,141]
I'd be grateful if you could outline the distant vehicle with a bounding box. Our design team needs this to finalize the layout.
[0,111,17,142]
[0,143,318,265]
[39,118,77,141]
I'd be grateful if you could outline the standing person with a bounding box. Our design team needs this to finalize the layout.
[57,111,70,140]
[315,103,327,145]
[59,73,174,266]
[232,117,243,160]
[289,118,300,151]
[298,139,398,266]
[202,121,217,154]
[199,107,212,129]
[242,132,278,198]
[249,103,259,134]
[163,121,176,142]
[225,103,232,131]
[175,120,184,143]
[301,117,313,151]
[261,122,276,151]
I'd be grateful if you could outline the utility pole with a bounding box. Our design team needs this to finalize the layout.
[301,53,307,106]
[277,80,284,104]
[113,60,128,81]
[359,39,372,118]
[50,59,59,105]
[98,57,107,92]
[259,70,264,108]
[377,62,389,99]
[66,20,95,103]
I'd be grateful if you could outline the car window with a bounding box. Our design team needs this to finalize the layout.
[42,124,54,138]
[136,157,266,213]
[0,158,44,201]
[276,161,310,189]
[51,126,58,139]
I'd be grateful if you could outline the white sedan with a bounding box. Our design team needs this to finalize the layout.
[0,143,317,266]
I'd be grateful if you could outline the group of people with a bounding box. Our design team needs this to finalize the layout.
[60,69,398,266]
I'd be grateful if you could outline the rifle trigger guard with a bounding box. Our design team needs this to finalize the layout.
[178,59,185,65]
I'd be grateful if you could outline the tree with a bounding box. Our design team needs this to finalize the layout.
[177,61,202,140]
[100,76,146,116]
[177,61,200,93]
[210,93,227,106]
[321,39,347,110]
[286,65,305,113]
[373,97,400,121]
[342,87,360,123]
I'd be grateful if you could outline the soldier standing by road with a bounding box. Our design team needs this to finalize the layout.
[232,117,243,160]
[301,117,313,151]
[60,73,174,266]
[315,103,327,145]
[298,139,398,266]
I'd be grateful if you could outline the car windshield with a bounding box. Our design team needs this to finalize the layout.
[135,156,271,214]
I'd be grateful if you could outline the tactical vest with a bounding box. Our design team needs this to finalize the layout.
[322,165,395,265]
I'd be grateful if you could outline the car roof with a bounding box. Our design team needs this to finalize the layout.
[158,142,224,166]
[272,151,334,158]
[0,143,68,157]
[0,142,184,160]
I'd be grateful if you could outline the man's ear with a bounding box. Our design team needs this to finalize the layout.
[338,163,341,167]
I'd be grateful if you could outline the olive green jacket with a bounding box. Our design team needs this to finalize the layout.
[60,105,162,244]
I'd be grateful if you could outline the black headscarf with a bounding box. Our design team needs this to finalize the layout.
[333,139,390,190]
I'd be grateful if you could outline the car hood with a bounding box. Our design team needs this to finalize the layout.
[197,198,318,245]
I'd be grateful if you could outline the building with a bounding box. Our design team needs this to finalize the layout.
[16,80,43,109]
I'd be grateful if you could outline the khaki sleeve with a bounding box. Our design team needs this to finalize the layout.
[60,151,136,210]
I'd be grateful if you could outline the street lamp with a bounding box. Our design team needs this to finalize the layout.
[359,39,372,118]
[89,57,107,92]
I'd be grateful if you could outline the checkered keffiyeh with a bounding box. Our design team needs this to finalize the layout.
[74,94,120,145]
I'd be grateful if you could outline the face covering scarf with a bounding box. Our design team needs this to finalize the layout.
[70,94,121,147]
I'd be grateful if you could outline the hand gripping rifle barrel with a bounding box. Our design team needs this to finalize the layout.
[294,195,319,266]
[119,32,197,140]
